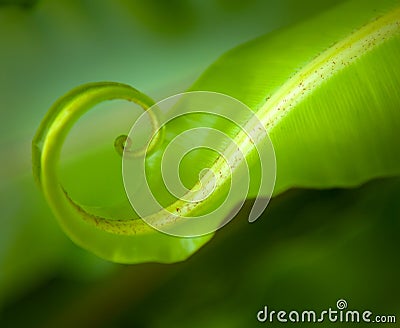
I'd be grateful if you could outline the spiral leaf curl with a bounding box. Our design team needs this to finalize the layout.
[32,82,165,235]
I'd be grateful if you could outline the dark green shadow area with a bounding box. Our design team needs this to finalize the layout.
[0,0,39,9]
[2,177,399,327]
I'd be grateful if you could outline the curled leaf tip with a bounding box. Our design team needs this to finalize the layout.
[32,82,159,236]
[114,134,131,157]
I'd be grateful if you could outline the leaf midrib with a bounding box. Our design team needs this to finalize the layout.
[259,6,400,131]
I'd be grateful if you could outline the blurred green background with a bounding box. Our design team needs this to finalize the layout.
[1,0,399,327]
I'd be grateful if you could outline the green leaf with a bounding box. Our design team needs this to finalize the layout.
[33,0,400,263]
[192,0,400,194]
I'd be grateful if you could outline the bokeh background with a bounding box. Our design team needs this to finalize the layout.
[1,0,399,327]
